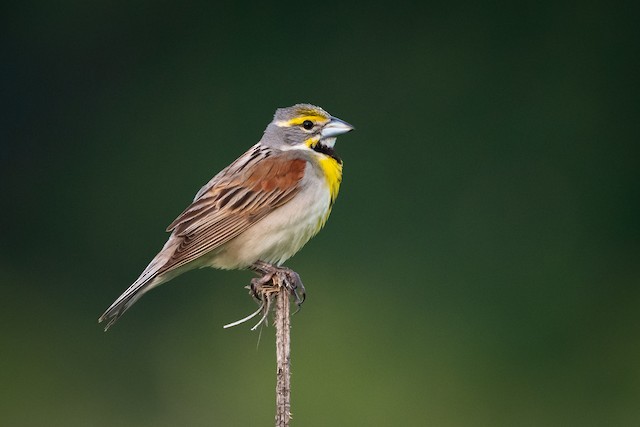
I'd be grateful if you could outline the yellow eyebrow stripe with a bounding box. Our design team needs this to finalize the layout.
[276,115,329,127]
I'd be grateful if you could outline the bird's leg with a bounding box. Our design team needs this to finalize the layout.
[284,269,306,307]
[249,261,306,306]
[247,260,275,302]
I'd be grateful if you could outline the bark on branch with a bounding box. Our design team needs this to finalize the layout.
[274,286,292,426]
[224,268,295,426]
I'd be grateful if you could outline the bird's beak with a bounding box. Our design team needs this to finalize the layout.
[321,116,355,138]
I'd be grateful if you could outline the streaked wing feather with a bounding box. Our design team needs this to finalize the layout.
[157,146,306,274]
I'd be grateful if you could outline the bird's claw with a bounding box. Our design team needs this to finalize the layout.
[248,262,306,308]
[248,273,274,302]
[283,270,306,307]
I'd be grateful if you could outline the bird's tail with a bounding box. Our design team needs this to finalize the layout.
[99,239,180,331]
[98,274,164,331]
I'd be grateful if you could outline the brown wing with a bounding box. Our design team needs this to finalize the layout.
[158,146,307,274]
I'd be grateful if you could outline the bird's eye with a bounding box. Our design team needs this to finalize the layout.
[302,120,314,130]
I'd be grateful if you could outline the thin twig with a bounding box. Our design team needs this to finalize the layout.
[222,305,264,329]
[251,294,273,331]
[222,269,294,426]
[274,283,291,427]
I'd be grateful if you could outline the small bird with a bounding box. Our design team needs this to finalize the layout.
[99,104,354,330]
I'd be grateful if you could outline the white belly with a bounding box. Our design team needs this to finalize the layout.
[207,179,332,269]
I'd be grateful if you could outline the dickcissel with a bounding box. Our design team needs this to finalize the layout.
[99,104,354,330]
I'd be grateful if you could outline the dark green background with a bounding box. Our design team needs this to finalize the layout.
[2,1,638,426]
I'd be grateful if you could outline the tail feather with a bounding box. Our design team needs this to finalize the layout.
[98,271,167,331]
[99,239,181,331]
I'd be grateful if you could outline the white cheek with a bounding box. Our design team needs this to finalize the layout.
[278,144,311,152]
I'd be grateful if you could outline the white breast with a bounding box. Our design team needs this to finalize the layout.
[207,165,332,270]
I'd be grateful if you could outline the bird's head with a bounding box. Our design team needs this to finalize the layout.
[262,104,354,161]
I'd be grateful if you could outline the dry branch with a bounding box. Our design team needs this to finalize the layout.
[274,286,292,426]
[224,268,296,426]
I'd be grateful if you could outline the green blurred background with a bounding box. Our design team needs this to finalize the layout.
[2,1,639,426]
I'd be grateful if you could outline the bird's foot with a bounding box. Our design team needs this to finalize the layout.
[224,262,305,330]
[248,261,306,307]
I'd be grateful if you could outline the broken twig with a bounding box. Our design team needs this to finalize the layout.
[224,269,295,426]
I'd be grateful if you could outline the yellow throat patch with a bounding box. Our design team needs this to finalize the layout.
[318,155,342,205]
[304,137,343,205]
